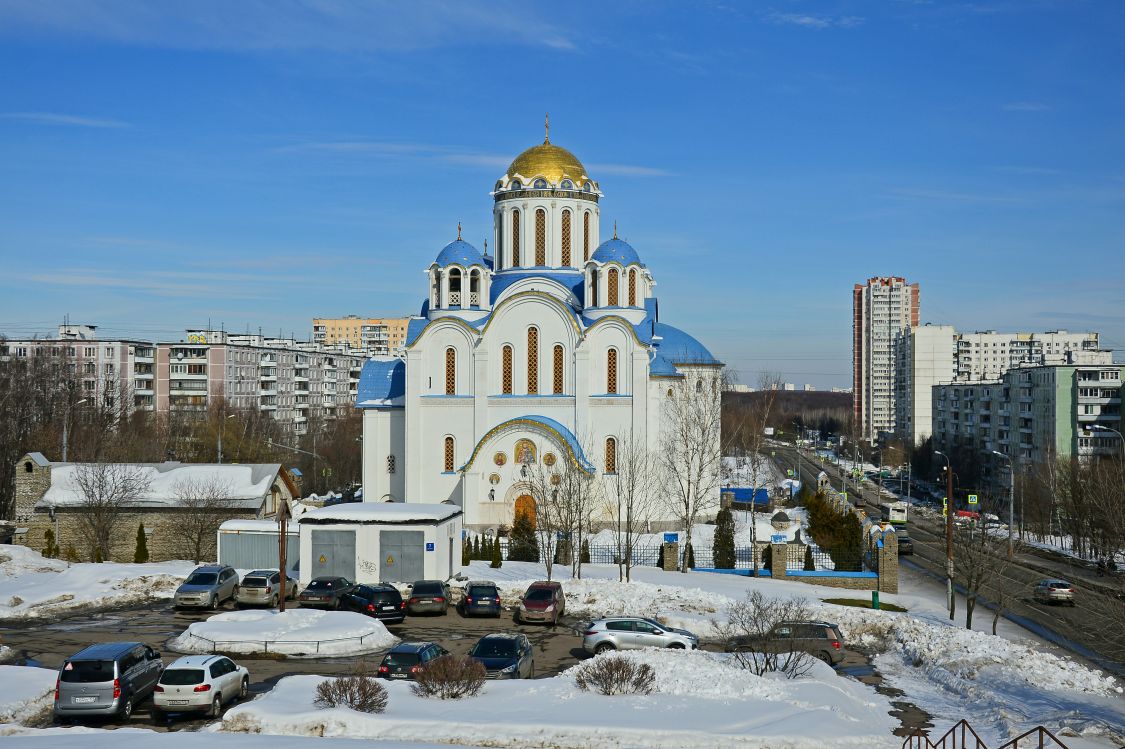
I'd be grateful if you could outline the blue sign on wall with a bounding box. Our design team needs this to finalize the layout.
[663,532,679,543]
[425,542,435,552]
[771,534,786,544]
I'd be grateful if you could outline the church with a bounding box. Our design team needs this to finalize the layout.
[356,127,722,531]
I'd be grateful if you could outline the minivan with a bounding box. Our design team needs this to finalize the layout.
[55,642,163,721]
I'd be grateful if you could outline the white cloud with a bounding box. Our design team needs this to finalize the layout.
[1,111,130,128]
[765,11,864,29]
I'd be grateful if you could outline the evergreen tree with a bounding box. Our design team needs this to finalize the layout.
[508,512,540,562]
[133,523,149,564]
[581,538,591,564]
[43,528,57,559]
[761,543,773,573]
[831,513,864,571]
[803,543,816,571]
[472,536,481,560]
[461,538,471,567]
[683,542,695,569]
[490,535,503,569]
[713,507,736,569]
[64,544,79,563]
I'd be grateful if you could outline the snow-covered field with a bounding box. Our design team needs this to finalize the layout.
[0,732,491,749]
[0,665,57,725]
[170,609,399,657]
[0,546,193,621]
[586,508,809,551]
[218,647,898,749]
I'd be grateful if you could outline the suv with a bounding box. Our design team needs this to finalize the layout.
[406,580,451,615]
[726,620,846,666]
[174,565,238,609]
[235,570,297,608]
[1033,579,1075,606]
[342,583,407,624]
[458,580,502,618]
[152,655,249,722]
[468,633,534,679]
[54,642,163,721]
[581,617,699,654]
[896,529,914,555]
[377,642,450,680]
[516,581,565,625]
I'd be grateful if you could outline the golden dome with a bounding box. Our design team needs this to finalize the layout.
[506,141,590,186]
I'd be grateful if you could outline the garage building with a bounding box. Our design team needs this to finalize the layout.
[297,503,462,585]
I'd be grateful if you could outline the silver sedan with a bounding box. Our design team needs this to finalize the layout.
[580,617,699,655]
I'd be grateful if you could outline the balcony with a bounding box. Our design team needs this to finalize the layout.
[259,387,278,396]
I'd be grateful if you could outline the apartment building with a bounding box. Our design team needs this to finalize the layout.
[312,315,410,355]
[931,363,1123,466]
[895,326,1106,445]
[853,276,920,442]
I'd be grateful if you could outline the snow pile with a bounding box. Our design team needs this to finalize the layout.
[218,648,898,748]
[0,547,193,622]
[170,609,398,657]
[0,665,58,725]
[0,730,477,749]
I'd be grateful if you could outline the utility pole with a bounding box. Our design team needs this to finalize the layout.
[991,451,1015,559]
[935,450,954,620]
[277,497,291,612]
[61,397,87,462]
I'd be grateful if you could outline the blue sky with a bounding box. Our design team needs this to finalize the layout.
[1,1,1123,388]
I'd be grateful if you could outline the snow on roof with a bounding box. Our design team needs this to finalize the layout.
[298,502,462,525]
[356,357,406,408]
[37,462,282,510]
[219,519,297,534]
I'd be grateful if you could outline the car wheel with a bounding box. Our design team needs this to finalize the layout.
[667,642,685,650]
[118,696,133,721]
[209,695,222,719]
[594,642,615,655]
[529,662,535,678]
[208,594,217,610]
[817,652,833,664]
[239,677,249,700]
[271,595,279,608]
[514,611,521,624]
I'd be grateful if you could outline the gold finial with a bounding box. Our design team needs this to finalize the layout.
[457,221,462,240]
[613,221,618,239]
[544,112,550,144]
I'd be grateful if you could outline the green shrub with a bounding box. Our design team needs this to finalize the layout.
[43,528,58,559]
[507,513,539,562]
[713,508,736,569]
[803,544,816,571]
[683,542,695,569]
[490,535,503,568]
[133,523,150,564]
[581,538,591,564]
[461,539,471,567]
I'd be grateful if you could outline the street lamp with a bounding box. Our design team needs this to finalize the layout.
[991,450,1015,559]
[934,450,955,621]
[217,413,236,464]
[1089,424,1125,469]
[61,398,88,462]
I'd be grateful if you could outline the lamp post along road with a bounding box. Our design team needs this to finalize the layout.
[1089,425,1125,477]
[991,451,1015,559]
[935,450,954,620]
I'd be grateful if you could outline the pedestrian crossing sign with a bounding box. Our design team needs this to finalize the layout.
[968,494,978,505]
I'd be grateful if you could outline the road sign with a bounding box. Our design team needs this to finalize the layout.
[967,494,978,505]
[787,469,795,477]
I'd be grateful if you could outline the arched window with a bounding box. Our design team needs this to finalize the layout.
[502,345,513,394]
[527,327,539,394]
[607,348,618,394]
[444,347,456,395]
[561,209,572,265]
[589,269,599,307]
[605,437,617,474]
[535,208,546,266]
[511,209,521,266]
[561,179,573,189]
[553,344,564,394]
[628,269,637,306]
[469,269,480,306]
[533,178,548,189]
[583,211,591,261]
[607,268,619,306]
[431,270,440,309]
[443,436,455,472]
[448,268,462,307]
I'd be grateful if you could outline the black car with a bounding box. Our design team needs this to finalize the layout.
[458,580,502,618]
[377,642,449,680]
[297,576,356,610]
[406,580,451,615]
[342,583,406,624]
[897,530,914,555]
[467,633,534,679]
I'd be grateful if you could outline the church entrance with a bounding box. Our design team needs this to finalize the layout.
[514,495,536,528]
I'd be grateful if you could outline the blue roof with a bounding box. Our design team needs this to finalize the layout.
[490,269,584,305]
[434,239,485,268]
[591,238,643,267]
[722,487,770,507]
[356,358,406,408]
[649,352,683,378]
[460,415,595,474]
[404,317,429,347]
[652,322,720,365]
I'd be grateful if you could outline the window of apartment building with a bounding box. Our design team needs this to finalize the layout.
[83,362,95,374]
[84,347,95,357]
[104,363,115,375]
[105,347,113,356]
[84,380,96,391]
[67,347,76,357]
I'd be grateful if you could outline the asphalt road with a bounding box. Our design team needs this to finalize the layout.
[0,599,588,731]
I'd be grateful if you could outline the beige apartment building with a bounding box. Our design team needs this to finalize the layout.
[313,315,410,356]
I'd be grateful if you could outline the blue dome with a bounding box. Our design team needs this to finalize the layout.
[434,239,485,267]
[591,238,642,267]
[653,322,720,365]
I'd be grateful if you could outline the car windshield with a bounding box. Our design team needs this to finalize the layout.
[471,640,517,658]
[242,577,267,588]
[185,573,217,586]
[160,669,205,685]
[524,588,554,601]
[61,660,114,683]
[413,583,443,594]
[308,579,340,590]
[469,586,498,597]
[1049,582,1070,589]
[383,652,420,667]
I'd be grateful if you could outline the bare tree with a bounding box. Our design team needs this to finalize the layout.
[71,462,152,561]
[604,432,658,582]
[523,457,563,581]
[171,475,239,564]
[552,436,603,580]
[953,524,1010,630]
[659,367,725,571]
[717,590,817,678]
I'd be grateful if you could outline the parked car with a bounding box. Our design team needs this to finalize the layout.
[235,570,297,608]
[896,529,914,555]
[405,580,451,615]
[342,583,406,624]
[54,642,164,721]
[515,581,565,625]
[726,620,846,666]
[458,580,502,618]
[581,617,699,654]
[376,642,450,680]
[467,633,534,679]
[174,565,239,610]
[152,655,249,722]
[1033,579,1075,606]
[297,576,357,610]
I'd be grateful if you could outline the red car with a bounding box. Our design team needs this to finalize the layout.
[515,581,565,625]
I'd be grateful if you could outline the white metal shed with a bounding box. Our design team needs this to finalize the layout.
[296,503,463,585]
[217,519,299,573]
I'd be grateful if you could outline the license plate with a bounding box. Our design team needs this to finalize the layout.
[391,673,407,679]
[420,599,433,604]
[381,606,396,611]
[478,598,492,603]
[168,699,190,705]
[73,696,96,704]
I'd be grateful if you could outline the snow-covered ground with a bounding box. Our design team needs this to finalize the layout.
[217,647,898,749]
[0,546,193,621]
[170,609,398,658]
[586,508,809,551]
[0,665,57,725]
[0,731,492,749]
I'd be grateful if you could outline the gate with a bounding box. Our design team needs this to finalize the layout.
[310,529,357,580]
[380,530,424,582]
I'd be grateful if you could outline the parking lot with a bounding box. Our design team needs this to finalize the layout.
[0,598,589,731]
